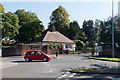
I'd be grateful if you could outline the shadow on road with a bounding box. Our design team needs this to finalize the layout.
[91,64,119,69]
[75,73,119,79]
[11,60,47,63]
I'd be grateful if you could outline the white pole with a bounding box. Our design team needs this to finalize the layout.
[112,0,114,58]
[0,12,2,57]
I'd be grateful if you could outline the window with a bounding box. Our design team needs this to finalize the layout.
[37,52,42,55]
[29,51,37,54]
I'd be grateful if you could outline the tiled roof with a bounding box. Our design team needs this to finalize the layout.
[33,31,74,44]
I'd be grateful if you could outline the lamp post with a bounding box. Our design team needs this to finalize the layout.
[0,12,2,57]
[112,0,114,58]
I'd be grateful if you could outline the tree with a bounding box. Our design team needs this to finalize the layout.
[2,12,20,40]
[48,5,70,37]
[94,19,101,42]
[15,9,38,26]
[0,3,4,13]
[115,16,120,46]
[0,3,4,41]
[15,9,45,43]
[98,16,120,46]
[69,21,87,41]
[99,18,112,43]
[82,20,95,46]
[69,21,80,40]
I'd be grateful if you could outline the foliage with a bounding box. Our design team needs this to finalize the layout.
[98,16,120,46]
[99,18,112,43]
[0,3,4,42]
[2,40,16,45]
[115,16,120,46]
[2,45,16,48]
[15,9,45,43]
[82,20,95,46]
[48,42,61,49]
[81,47,94,53]
[49,5,70,25]
[48,5,70,37]
[2,12,20,39]
[76,40,85,47]
[84,41,90,46]
[93,19,101,42]
[69,21,87,41]
[69,51,81,54]
[0,3,4,13]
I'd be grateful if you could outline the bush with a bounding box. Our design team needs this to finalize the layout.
[2,40,16,46]
[81,47,95,53]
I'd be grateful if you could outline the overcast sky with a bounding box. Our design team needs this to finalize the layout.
[1,0,118,29]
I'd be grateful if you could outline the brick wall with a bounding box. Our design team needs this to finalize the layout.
[2,44,62,57]
[102,44,120,58]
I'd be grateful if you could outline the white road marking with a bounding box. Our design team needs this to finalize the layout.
[68,73,76,78]
[58,74,67,79]
[58,72,70,79]
[49,70,53,72]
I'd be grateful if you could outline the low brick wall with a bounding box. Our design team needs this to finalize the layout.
[2,44,62,57]
[102,44,120,58]
[2,48,17,56]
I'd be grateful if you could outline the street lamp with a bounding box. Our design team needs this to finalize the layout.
[0,12,2,57]
[112,0,114,58]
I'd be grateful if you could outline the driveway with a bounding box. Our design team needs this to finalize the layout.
[1,53,120,79]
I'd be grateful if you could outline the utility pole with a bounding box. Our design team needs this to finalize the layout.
[112,0,114,58]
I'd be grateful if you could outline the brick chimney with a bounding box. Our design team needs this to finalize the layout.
[52,26,56,32]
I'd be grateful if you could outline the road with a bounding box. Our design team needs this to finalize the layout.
[1,53,120,79]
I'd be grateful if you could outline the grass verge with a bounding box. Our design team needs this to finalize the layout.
[2,45,16,48]
[69,51,81,54]
[89,56,120,62]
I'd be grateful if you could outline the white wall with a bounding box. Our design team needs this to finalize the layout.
[62,43,75,51]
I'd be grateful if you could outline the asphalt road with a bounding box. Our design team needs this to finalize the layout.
[1,54,120,79]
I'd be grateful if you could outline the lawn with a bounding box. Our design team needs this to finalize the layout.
[2,45,16,48]
[69,51,81,54]
[89,56,120,62]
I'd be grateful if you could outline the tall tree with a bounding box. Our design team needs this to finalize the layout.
[2,12,20,40]
[82,20,95,46]
[0,3,4,41]
[69,21,87,41]
[0,3,4,13]
[94,19,101,42]
[99,18,112,43]
[15,9,45,43]
[69,21,80,40]
[15,9,38,26]
[48,5,70,37]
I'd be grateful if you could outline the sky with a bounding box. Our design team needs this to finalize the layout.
[1,1,118,29]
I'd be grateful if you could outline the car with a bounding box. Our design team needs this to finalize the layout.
[24,50,51,62]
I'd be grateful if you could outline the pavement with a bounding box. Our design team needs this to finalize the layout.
[1,53,120,79]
